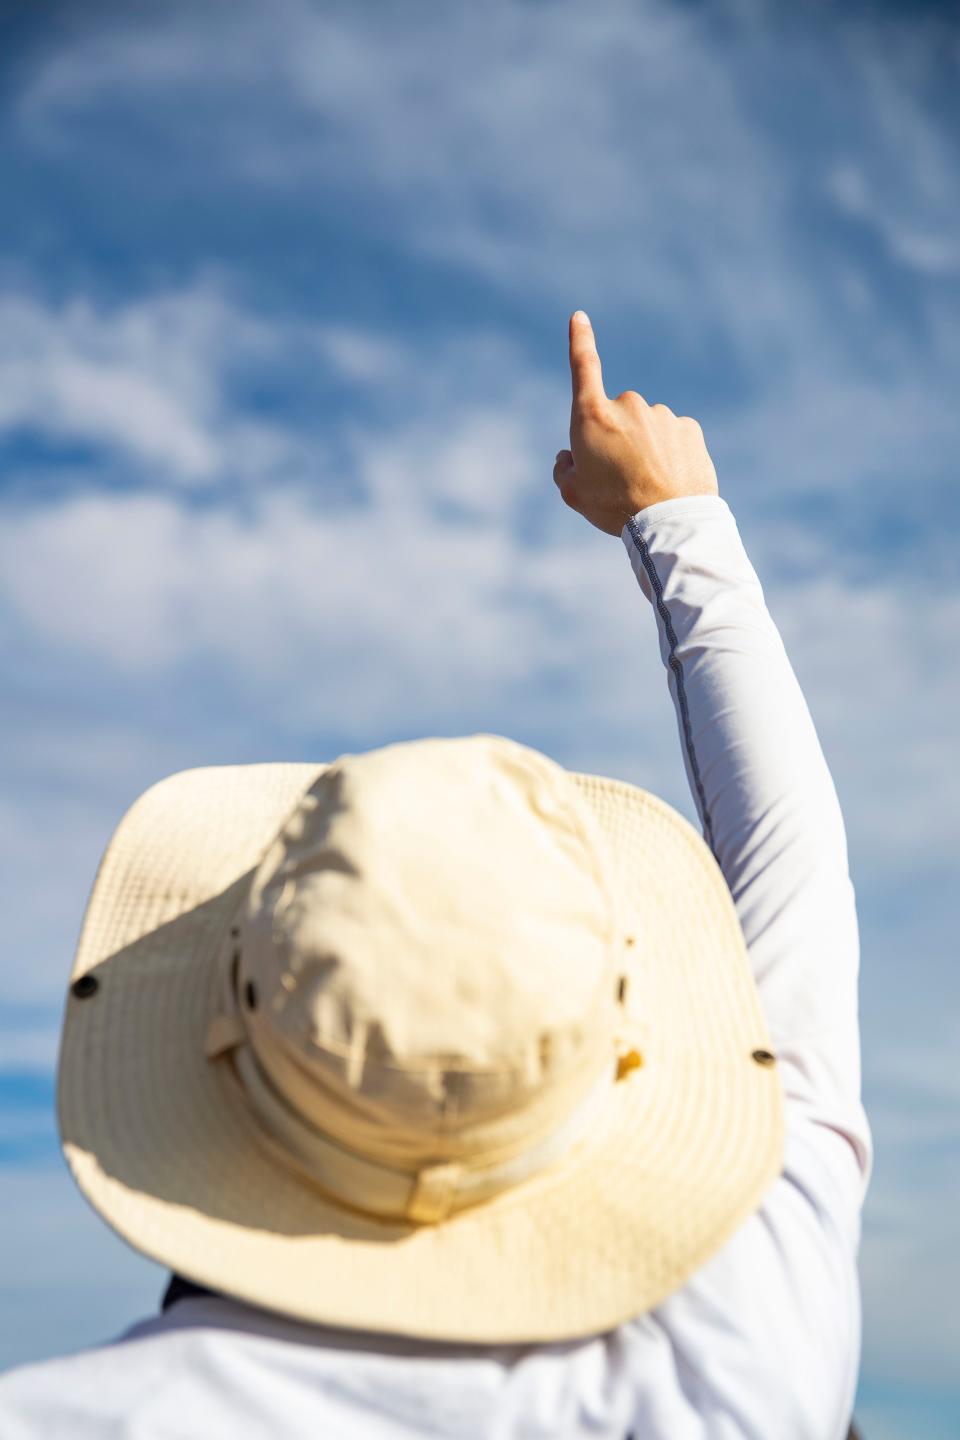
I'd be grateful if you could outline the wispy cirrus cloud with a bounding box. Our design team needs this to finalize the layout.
[0,284,388,487]
[0,282,955,960]
[13,0,959,374]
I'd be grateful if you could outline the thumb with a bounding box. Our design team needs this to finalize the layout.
[568,311,606,414]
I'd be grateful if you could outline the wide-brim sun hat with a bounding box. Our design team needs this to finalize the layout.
[57,732,783,1344]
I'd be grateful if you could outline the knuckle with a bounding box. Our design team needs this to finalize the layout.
[577,396,609,426]
[614,389,646,407]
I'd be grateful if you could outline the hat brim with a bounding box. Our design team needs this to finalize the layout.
[58,757,783,1343]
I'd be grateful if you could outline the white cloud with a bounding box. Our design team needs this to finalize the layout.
[312,326,407,384]
[764,570,960,872]
[826,158,960,278]
[347,406,542,521]
[14,0,959,378]
[0,0,877,372]
[0,459,628,713]
[835,18,960,278]
[2,449,953,880]
[0,285,299,484]
[0,1027,60,1072]
[704,360,960,523]
[0,292,219,479]
[0,285,425,488]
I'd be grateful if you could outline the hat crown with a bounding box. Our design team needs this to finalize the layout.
[240,735,621,1157]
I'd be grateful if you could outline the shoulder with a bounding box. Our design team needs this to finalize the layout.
[0,1319,192,1437]
[622,1130,863,1439]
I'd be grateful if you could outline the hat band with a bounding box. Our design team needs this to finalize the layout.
[234,1032,617,1223]
[205,1003,620,1226]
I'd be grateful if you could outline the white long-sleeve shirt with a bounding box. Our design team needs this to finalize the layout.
[0,493,872,1439]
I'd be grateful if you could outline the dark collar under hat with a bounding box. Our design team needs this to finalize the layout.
[161,1272,218,1312]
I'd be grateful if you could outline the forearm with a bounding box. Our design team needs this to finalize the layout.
[622,494,871,1210]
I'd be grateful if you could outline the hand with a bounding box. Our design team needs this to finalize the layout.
[553,311,720,536]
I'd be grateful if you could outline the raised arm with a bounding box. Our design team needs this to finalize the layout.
[554,312,871,1231]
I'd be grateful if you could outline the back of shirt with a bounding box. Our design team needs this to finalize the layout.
[0,495,872,1440]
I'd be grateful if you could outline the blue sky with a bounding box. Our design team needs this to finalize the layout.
[0,1,958,1434]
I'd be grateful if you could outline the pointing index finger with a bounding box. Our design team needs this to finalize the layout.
[569,310,607,415]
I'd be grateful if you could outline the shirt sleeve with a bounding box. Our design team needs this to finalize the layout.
[620,494,872,1228]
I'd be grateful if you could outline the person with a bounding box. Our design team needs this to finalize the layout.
[0,311,872,1438]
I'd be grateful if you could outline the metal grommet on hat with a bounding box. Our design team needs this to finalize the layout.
[71,974,99,999]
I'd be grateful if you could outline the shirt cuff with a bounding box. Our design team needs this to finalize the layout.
[620,493,732,543]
